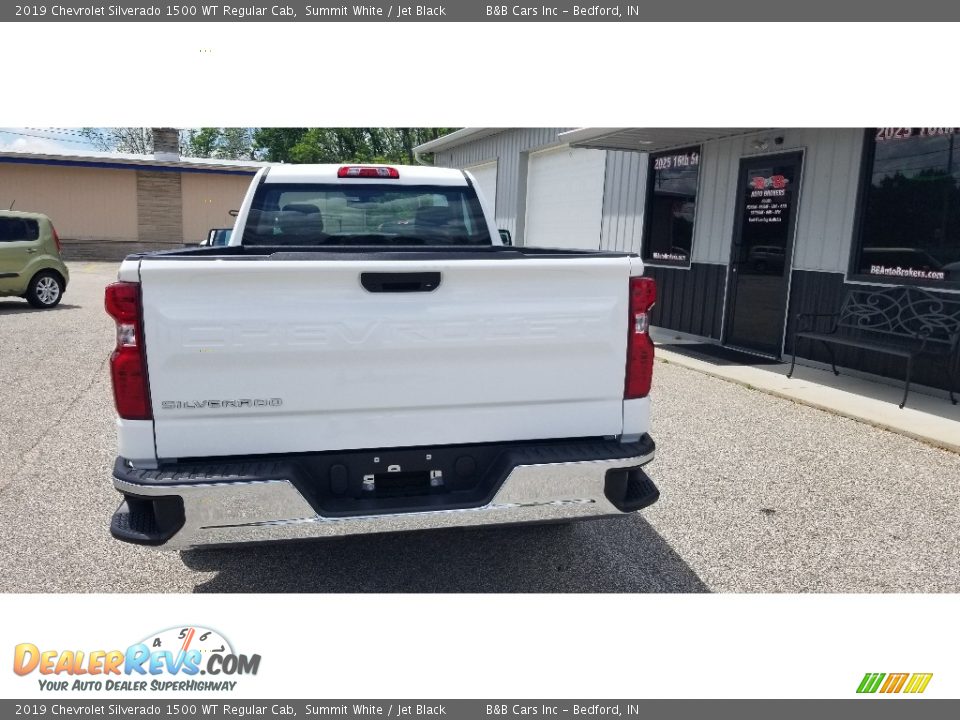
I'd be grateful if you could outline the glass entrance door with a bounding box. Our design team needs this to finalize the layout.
[723,151,803,357]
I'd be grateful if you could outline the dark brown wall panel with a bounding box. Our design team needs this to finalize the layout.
[647,263,726,341]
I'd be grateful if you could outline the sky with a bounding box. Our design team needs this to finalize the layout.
[0,128,104,153]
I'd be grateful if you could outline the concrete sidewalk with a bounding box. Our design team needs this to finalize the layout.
[652,329,960,455]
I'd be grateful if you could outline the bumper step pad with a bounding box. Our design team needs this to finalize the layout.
[604,466,660,512]
[110,495,185,546]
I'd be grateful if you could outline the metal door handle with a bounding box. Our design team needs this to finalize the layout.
[26,248,38,253]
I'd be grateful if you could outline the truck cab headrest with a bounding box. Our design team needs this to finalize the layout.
[283,203,321,215]
[274,209,324,238]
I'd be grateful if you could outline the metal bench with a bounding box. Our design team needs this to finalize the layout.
[787,286,960,408]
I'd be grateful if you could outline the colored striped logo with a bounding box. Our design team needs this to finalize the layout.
[857,672,933,694]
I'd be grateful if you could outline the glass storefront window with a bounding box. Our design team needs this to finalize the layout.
[642,146,701,267]
[853,128,960,287]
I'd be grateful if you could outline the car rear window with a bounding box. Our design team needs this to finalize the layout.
[0,218,40,242]
[242,183,492,247]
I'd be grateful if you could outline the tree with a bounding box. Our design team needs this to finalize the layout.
[81,127,154,154]
[184,128,220,158]
[397,128,455,164]
[252,128,310,162]
[252,128,457,165]
[219,128,255,160]
[81,127,457,163]
[183,128,255,160]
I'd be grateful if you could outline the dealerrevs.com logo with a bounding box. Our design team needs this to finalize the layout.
[13,626,261,693]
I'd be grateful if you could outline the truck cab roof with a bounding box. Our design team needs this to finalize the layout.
[262,163,469,186]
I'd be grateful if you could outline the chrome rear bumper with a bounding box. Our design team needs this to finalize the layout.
[110,438,657,549]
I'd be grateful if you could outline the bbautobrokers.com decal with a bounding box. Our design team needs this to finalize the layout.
[13,626,260,693]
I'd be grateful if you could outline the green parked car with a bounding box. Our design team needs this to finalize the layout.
[0,210,69,309]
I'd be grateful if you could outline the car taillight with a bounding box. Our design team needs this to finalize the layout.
[337,166,400,179]
[105,282,152,420]
[624,276,657,399]
[52,226,62,254]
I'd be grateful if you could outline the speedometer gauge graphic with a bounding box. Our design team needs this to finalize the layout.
[139,626,233,658]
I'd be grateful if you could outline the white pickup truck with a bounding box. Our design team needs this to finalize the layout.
[105,163,658,548]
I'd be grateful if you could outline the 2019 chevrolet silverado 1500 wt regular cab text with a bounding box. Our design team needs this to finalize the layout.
[105,163,659,548]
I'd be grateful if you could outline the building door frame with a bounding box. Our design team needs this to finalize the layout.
[721,149,806,358]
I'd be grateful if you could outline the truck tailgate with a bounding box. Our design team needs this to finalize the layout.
[139,256,632,459]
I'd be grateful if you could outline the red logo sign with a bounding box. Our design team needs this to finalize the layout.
[751,175,789,190]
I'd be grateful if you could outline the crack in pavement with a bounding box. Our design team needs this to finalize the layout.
[1,352,110,495]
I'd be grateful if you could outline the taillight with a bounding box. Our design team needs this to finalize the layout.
[625,276,657,399]
[52,226,62,254]
[337,166,400,179]
[105,282,152,420]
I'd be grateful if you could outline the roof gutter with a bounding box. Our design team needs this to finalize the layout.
[556,128,634,147]
[559,127,769,153]
[412,128,506,163]
[0,150,267,173]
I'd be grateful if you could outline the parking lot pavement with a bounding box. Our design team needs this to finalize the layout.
[1,261,959,593]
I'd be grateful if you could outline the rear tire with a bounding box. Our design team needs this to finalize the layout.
[26,271,64,309]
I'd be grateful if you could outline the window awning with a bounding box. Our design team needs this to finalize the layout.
[558,128,767,153]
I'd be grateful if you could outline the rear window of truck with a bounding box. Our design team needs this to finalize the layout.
[242,183,492,247]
